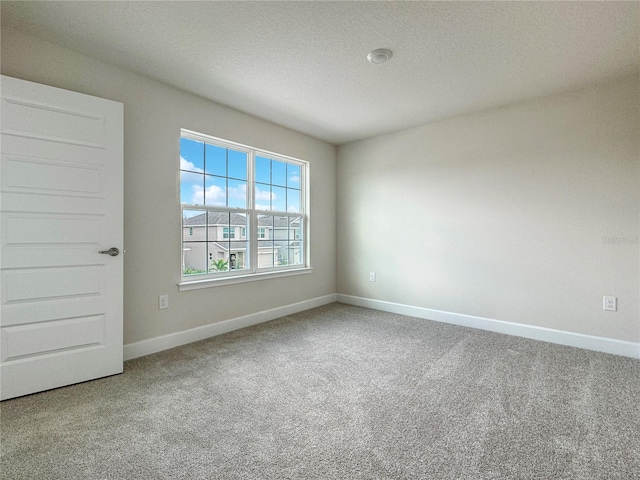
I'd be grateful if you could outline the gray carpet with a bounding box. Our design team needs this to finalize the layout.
[1,303,639,479]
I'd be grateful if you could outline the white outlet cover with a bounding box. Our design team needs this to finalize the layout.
[603,296,617,311]
[159,295,169,309]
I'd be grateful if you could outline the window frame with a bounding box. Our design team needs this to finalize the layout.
[222,226,235,239]
[179,129,311,290]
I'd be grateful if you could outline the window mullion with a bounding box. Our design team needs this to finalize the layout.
[248,150,258,274]
[303,161,308,267]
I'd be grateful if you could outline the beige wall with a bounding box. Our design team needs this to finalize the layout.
[2,26,638,349]
[337,76,640,343]
[1,28,337,345]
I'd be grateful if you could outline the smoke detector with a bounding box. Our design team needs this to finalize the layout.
[367,48,393,64]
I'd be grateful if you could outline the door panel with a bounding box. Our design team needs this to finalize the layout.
[1,315,106,362]
[2,95,106,147]
[0,75,123,400]
[3,155,102,197]
[3,265,102,302]
[4,213,102,245]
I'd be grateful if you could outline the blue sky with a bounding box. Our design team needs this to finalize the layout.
[180,138,301,214]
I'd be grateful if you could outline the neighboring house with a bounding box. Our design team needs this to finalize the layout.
[183,212,301,273]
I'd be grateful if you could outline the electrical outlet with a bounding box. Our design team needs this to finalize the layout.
[159,294,169,310]
[369,272,376,282]
[603,296,617,312]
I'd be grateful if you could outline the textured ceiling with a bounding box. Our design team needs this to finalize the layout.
[2,1,638,145]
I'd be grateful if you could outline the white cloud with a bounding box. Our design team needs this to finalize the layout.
[180,170,201,187]
[288,175,300,184]
[288,205,299,213]
[192,184,225,206]
[180,156,203,173]
[255,187,276,202]
[228,183,246,201]
[190,185,204,205]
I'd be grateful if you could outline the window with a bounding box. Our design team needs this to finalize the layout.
[180,129,308,285]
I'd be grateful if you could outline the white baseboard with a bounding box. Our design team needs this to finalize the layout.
[124,294,337,361]
[337,294,640,360]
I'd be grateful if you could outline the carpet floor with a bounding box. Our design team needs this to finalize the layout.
[1,303,639,479]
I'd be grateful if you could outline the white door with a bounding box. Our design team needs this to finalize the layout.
[0,75,123,400]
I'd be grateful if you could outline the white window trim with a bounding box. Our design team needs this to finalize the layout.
[179,266,313,291]
[179,129,310,288]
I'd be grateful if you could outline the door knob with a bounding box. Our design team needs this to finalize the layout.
[99,247,120,257]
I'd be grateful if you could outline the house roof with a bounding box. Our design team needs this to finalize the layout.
[210,242,247,251]
[184,212,300,228]
[184,212,247,226]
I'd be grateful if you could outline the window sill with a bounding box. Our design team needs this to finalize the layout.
[178,267,313,291]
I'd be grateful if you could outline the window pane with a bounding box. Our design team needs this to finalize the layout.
[273,216,289,241]
[228,149,247,180]
[287,163,301,189]
[289,217,302,240]
[180,138,204,172]
[230,212,247,230]
[274,240,289,266]
[207,211,226,248]
[272,160,286,187]
[204,176,226,206]
[180,171,203,205]
[183,210,208,275]
[287,188,300,213]
[258,240,274,268]
[208,241,229,273]
[255,183,271,211]
[205,143,226,177]
[183,210,206,240]
[256,156,271,184]
[229,243,248,271]
[183,237,207,276]
[183,209,206,220]
[230,213,248,270]
[272,186,286,212]
[288,242,303,265]
[258,215,273,239]
[228,179,247,209]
